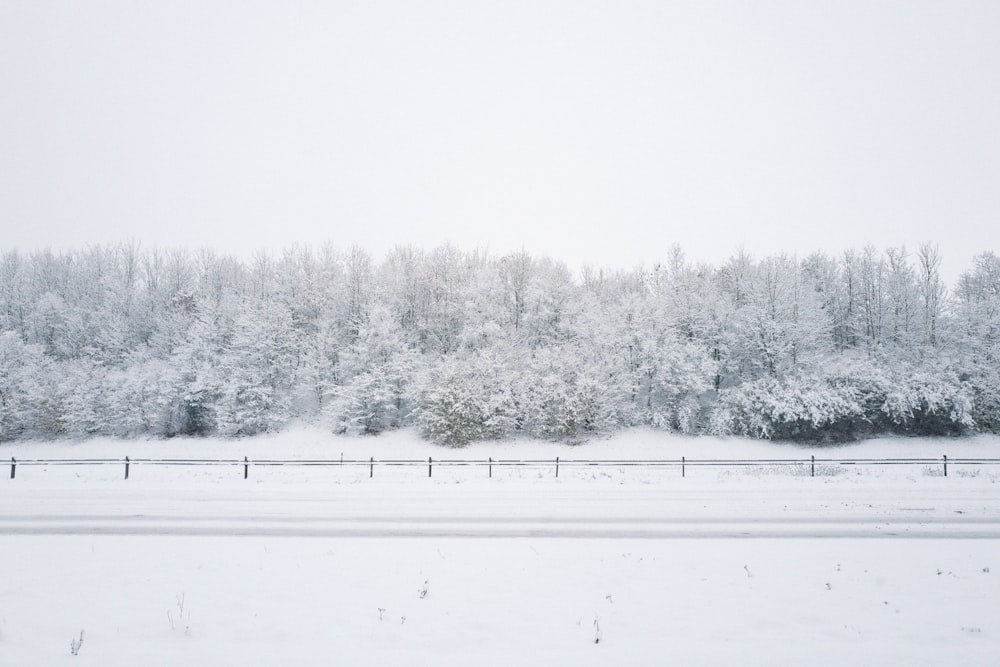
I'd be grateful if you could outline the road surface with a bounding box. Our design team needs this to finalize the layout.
[2,481,999,538]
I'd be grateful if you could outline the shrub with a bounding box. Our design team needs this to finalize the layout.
[711,376,863,441]
[412,351,517,446]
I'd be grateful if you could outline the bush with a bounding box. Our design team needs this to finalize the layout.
[879,371,974,435]
[713,362,978,441]
[711,376,863,441]
[412,351,517,446]
[960,367,1000,433]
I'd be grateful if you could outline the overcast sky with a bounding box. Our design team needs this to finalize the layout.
[1,1,998,284]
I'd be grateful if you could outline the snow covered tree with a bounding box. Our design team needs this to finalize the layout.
[214,300,298,436]
[325,305,421,435]
[412,348,518,446]
[0,241,994,442]
[0,332,53,439]
[954,252,1000,431]
[724,254,831,380]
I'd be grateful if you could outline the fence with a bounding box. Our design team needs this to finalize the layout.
[7,454,1000,480]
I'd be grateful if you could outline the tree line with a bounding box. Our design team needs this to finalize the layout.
[1,242,997,445]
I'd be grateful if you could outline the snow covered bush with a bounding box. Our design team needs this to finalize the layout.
[0,332,53,439]
[59,359,107,437]
[511,368,581,438]
[966,370,1000,433]
[714,362,975,441]
[879,371,974,435]
[710,376,863,441]
[510,345,618,438]
[640,338,717,434]
[213,304,298,436]
[822,361,975,436]
[603,293,718,433]
[414,343,619,444]
[324,306,420,435]
[412,350,518,446]
[326,366,409,435]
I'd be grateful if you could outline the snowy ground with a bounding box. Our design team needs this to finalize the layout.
[1,428,999,665]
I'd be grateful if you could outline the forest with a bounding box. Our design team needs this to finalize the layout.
[0,242,997,445]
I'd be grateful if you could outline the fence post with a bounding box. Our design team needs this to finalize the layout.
[125,456,130,480]
[244,456,249,480]
[682,456,685,478]
[9,457,14,480]
[555,457,559,478]
[370,457,374,478]
[428,457,432,478]
[811,455,815,478]
[943,454,948,477]
[489,457,492,479]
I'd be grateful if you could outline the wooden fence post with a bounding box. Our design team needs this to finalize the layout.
[943,454,948,477]
[125,456,130,480]
[811,455,815,477]
[555,457,559,478]
[682,456,685,478]
[9,457,14,480]
[370,457,374,478]
[244,456,249,479]
[489,457,492,478]
[428,457,432,478]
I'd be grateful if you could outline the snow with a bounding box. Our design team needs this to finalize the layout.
[1,428,999,665]
[4,424,1000,462]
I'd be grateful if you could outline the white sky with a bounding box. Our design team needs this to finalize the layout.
[1,1,998,284]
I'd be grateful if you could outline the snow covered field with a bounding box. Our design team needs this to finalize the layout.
[1,429,999,665]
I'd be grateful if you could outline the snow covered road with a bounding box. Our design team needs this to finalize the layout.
[3,478,1000,667]
[4,516,1000,539]
[3,480,1000,539]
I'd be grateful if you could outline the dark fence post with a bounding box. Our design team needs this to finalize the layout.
[370,457,374,478]
[811,455,815,478]
[489,457,492,478]
[244,456,249,479]
[428,457,432,478]
[9,457,14,480]
[682,456,686,478]
[943,454,948,477]
[125,456,130,480]
[555,457,559,478]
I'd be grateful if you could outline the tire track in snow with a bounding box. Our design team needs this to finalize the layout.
[3,515,1000,539]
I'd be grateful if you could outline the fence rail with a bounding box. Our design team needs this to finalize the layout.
[7,454,1000,480]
